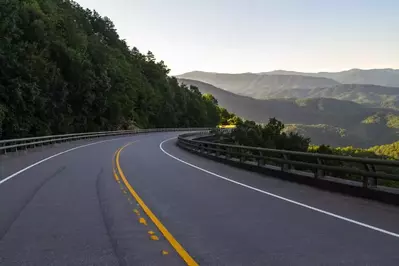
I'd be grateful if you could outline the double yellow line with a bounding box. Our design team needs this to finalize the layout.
[113,142,198,266]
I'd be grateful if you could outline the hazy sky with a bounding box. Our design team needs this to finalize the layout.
[76,0,399,75]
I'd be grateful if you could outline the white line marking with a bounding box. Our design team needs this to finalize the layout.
[0,136,134,186]
[159,137,399,238]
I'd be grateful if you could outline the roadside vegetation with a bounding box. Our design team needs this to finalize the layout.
[0,0,223,139]
[212,116,398,187]
[217,116,398,161]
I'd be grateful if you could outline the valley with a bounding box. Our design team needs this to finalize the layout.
[178,77,399,148]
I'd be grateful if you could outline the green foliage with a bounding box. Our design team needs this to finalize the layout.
[309,143,399,188]
[309,145,382,158]
[369,141,399,159]
[386,114,399,128]
[228,118,310,152]
[227,115,243,126]
[362,114,381,124]
[217,107,234,125]
[0,0,222,138]
[361,112,399,128]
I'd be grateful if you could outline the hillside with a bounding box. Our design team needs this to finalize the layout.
[177,71,340,98]
[369,141,399,159]
[266,69,399,87]
[178,71,399,107]
[0,0,221,139]
[179,79,399,147]
[269,84,399,109]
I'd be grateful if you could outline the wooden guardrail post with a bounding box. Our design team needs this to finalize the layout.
[363,163,377,188]
[190,141,196,152]
[315,158,325,178]
[14,142,18,154]
[225,147,231,159]
[257,151,265,166]
[0,143,5,155]
[281,153,291,171]
[239,148,245,163]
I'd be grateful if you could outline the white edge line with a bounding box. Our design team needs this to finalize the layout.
[159,136,399,238]
[0,136,133,186]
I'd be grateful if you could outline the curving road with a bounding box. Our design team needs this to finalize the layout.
[0,131,399,265]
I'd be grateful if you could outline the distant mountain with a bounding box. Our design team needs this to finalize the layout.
[268,84,399,109]
[177,71,340,99]
[283,124,357,147]
[179,78,399,147]
[177,70,399,109]
[265,69,399,87]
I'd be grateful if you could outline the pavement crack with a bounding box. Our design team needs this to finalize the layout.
[96,168,125,266]
[0,166,67,240]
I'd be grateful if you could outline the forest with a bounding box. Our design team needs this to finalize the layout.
[0,0,221,139]
[216,116,398,160]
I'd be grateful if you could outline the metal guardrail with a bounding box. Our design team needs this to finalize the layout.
[177,132,399,189]
[0,128,212,154]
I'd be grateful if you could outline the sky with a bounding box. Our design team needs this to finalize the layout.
[76,0,399,75]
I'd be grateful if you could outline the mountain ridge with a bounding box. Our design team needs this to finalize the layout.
[178,68,399,76]
[178,68,399,88]
[269,84,399,109]
[177,69,399,100]
[263,69,399,87]
[178,78,399,148]
[177,72,340,99]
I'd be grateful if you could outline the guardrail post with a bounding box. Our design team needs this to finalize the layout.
[14,142,19,154]
[0,143,5,155]
[314,158,325,178]
[281,153,291,171]
[190,141,196,152]
[215,144,220,157]
[225,147,231,159]
[223,147,230,159]
[257,151,265,166]
[198,142,202,152]
[240,148,245,163]
[363,163,377,188]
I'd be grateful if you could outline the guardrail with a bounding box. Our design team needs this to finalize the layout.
[0,128,211,154]
[177,132,399,189]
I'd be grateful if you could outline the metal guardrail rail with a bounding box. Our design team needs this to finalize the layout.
[177,132,399,189]
[0,128,211,154]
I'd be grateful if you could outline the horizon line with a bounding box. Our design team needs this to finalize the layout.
[173,68,399,76]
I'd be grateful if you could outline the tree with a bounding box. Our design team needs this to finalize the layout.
[0,0,226,138]
[229,118,310,151]
[203,93,218,105]
[227,115,243,125]
[218,107,233,125]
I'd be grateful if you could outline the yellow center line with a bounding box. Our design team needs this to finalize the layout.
[113,148,121,182]
[115,142,199,266]
[113,168,120,182]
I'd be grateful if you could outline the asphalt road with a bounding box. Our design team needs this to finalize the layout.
[0,131,399,265]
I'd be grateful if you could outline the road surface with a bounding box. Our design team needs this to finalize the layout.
[0,131,399,265]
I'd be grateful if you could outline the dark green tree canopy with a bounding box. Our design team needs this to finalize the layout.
[0,0,222,138]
